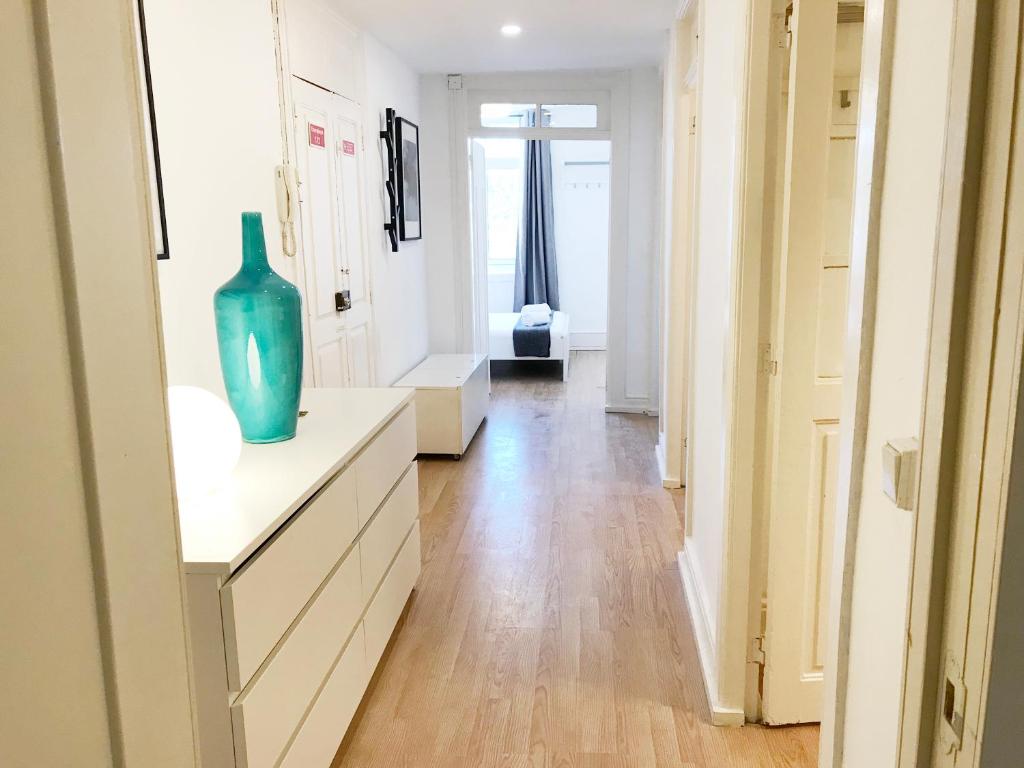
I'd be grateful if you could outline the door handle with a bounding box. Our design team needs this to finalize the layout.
[335,290,351,312]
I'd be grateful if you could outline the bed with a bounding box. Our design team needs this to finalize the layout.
[488,311,570,381]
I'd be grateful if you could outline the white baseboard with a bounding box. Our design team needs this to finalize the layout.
[656,439,683,489]
[605,404,658,416]
[570,331,607,351]
[677,549,745,727]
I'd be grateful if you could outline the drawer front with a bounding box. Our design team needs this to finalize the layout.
[278,623,368,768]
[360,465,419,603]
[354,404,416,528]
[230,550,362,768]
[222,466,358,691]
[365,521,421,672]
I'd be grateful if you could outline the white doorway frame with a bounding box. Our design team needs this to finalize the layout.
[447,70,657,413]
[895,0,1022,764]
[271,0,382,388]
[11,0,199,761]
[658,0,701,490]
[692,0,897,741]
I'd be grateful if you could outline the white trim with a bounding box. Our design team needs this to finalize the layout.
[569,332,606,350]
[28,0,198,759]
[677,550,746,727]
[820,0,898,762]
[604,404,658,416]
[656,440,683,488]
[896,1,1012,764]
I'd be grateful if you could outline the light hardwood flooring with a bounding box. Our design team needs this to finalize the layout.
[333,352,819,767]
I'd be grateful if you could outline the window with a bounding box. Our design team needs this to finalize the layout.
[479,102,602,130]
[480,140,524,275]
[541,104,599,128]
[480,103,537,128]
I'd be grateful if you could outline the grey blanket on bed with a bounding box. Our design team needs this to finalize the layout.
[512,315,552,358]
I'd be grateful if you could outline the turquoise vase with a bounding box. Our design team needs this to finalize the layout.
[214,212,303,443]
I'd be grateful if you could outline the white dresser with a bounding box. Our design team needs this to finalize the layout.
[178,388,420,768]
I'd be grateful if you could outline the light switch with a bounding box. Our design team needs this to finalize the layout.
[882,437,919,510]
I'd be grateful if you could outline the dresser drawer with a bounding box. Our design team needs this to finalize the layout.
[230,549,362,768]
[278,623,368,768]
[354,404,416,529]
[365,521,421,671]
[360,464,418,603]
[221,466,358,691]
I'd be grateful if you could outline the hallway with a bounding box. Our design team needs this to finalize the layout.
[333,352,819,767]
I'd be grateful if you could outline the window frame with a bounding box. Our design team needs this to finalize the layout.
[469,89,611,140]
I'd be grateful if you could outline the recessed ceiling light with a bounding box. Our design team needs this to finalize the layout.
[501,24,522,38]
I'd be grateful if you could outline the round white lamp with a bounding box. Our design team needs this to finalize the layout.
[167,386,242,499]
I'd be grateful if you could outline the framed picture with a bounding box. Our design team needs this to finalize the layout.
[133,0,170,260]
[395,117,422,241]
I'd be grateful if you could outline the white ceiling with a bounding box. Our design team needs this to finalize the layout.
[328,0,678,74]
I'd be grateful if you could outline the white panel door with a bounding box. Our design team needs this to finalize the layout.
[332,96,375,386]
[763,0,844,725]
[292,78,375,387]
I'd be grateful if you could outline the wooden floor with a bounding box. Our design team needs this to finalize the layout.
[333,352,819,767]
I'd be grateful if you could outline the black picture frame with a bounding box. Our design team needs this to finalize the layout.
[395,117,422,241]
[134,0,171,260]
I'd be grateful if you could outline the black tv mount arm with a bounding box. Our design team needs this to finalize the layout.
[380,107,400,252]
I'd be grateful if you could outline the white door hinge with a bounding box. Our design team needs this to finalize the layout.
[762,343,779,376]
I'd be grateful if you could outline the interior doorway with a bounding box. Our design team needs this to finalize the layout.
[291,77,377,388]
[750,0,865,726]
[469,129,612,379]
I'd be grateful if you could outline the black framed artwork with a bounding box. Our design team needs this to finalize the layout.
[134,0,171,260]
[395,117,422,241]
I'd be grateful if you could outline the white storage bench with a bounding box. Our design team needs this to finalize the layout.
[393,354,489,459]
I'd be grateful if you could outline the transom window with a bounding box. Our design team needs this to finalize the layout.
[472,91,609,134]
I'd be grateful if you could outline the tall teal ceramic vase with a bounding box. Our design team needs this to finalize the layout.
[214,212,303,443]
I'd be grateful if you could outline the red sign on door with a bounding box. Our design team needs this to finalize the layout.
[341,139,356,156]
[308,123,325,148]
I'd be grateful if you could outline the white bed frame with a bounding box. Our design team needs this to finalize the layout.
[488,312,570,381]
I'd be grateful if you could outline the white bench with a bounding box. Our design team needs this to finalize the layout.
[393,354,489,459]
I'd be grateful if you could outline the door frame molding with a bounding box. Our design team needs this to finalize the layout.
[448,68,657,413]
[896,0,1022,764]
[722,0,897,742]
[25,0,199,760]
[273,1,381,387]
[816,0,898,761]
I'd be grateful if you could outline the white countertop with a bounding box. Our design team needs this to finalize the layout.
[177,387,414,575]
[393,354,488,389]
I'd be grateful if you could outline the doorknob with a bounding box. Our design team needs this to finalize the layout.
[335,290,351,312]
[339,267,351,275]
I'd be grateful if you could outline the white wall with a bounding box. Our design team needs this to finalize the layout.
[148,0,430,393]
[148,0,289,396]
[624,68,664,408]
[681,0,750,709]
[840,0,955,763]
[361,34,431,384]
[552,140,611,349]
[420,74,459,355]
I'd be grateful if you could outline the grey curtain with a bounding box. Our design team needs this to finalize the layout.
[514,140,559,311]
